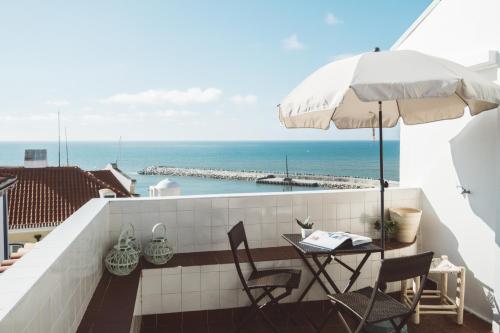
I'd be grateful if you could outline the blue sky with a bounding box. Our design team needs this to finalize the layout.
[0,0,432,141]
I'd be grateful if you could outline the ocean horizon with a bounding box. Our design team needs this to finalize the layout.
[0,140,400,196]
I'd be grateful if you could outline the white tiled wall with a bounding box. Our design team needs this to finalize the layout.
[107,187,421,254]
[125,187,422,316]
[137,242,418,315]
[0,199,111,333]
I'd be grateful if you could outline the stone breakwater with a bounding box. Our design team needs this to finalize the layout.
[138,166,396,189]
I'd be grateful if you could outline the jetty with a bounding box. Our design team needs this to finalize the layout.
[256,176,319,187]
[138,166,398,190]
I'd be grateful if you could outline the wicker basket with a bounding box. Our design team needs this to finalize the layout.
[105,229,140,276]
[143,223,174,265]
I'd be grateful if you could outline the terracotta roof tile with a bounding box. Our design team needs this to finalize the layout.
[88,170,130,196]
[0,174,17,192]
[0,166,132,230]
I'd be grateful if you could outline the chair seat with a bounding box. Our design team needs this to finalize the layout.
[329,287,410,323]
[247,269,301,290]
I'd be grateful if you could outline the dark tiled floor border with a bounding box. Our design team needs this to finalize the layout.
[142,240,412,269]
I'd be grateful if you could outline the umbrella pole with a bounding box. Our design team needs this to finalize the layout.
[378,101,385,259]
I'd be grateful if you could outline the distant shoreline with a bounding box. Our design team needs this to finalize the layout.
[0,139,401,143]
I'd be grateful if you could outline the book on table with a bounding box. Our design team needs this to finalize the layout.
[300,230,372,250]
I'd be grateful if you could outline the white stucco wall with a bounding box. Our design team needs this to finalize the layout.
[395,0,500,324]
[495,106,500,332]
[0,193,5,260]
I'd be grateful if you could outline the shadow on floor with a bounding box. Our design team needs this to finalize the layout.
[140,300,491,333]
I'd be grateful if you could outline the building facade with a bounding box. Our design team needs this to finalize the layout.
[394,0,500,329]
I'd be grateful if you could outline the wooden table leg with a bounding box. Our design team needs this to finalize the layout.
[440,271,448,305]
[400,279,407,302]
[413,277,421,325]
[457,267,466,324]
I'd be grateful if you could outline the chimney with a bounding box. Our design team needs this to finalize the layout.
[24,149,48,168]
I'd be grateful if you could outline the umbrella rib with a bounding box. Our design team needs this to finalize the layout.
[454,91,470,111]
[395,99,402,121]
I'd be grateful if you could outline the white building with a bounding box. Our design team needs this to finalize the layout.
[394,0,500,328]
[103,163,137,195]
[149,178,181,197]
[0,175,16,260]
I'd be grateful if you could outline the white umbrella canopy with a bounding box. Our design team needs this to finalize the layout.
[279,50,500,129]
[278,49,500,256]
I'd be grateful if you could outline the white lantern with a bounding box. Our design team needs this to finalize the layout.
[105,229,140,276]
[123,223,141,255]
[143,223,174,265]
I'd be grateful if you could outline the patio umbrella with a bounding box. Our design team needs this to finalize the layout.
[278,49,500,257]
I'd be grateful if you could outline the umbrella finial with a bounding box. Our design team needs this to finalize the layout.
[373,47,380,52]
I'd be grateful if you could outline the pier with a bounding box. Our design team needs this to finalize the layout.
[256,176,319,187]
[138,166,398,190]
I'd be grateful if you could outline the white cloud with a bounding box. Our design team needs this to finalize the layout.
[29,112,60,121]
[80,114,107,122]
[79,109,198,123]
[230,94,258,105]
[325,12,342,25]
[153,110,198,118]
[45,99,70,106]
[0,115,16,121]
[0,112,61,121]
[282,34,304,51]
[101,87,222,105]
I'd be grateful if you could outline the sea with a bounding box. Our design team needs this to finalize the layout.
[0,141,399,196]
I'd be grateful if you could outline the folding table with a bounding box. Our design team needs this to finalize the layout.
[281,233,383,302]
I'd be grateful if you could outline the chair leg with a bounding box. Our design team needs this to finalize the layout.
[354,320,370,333]
[234,306,257,333]
[389,319,403,333]
[394,315,411,333]
[235,288,292,333]
[316,304,335,333]
[234,305,282,333]
[262,287,300,327]
[256,306,281,333]
[338,312,354,333]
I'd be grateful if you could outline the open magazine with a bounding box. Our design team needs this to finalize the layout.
[300,230,372,250]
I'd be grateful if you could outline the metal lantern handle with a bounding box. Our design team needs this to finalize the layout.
[117,228,132,248]
[122,223,136,239]
[151,223,167,239]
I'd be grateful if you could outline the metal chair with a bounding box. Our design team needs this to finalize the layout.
[324,251,434,333]
[228,221,301,333]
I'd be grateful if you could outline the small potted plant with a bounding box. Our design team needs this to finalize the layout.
[373,219,398,242]
[296,217,314,238]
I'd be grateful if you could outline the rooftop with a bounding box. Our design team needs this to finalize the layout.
[0,166,131,230]
[0,174,17,194]
[88,170,131,196]
[0,188,493,333]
